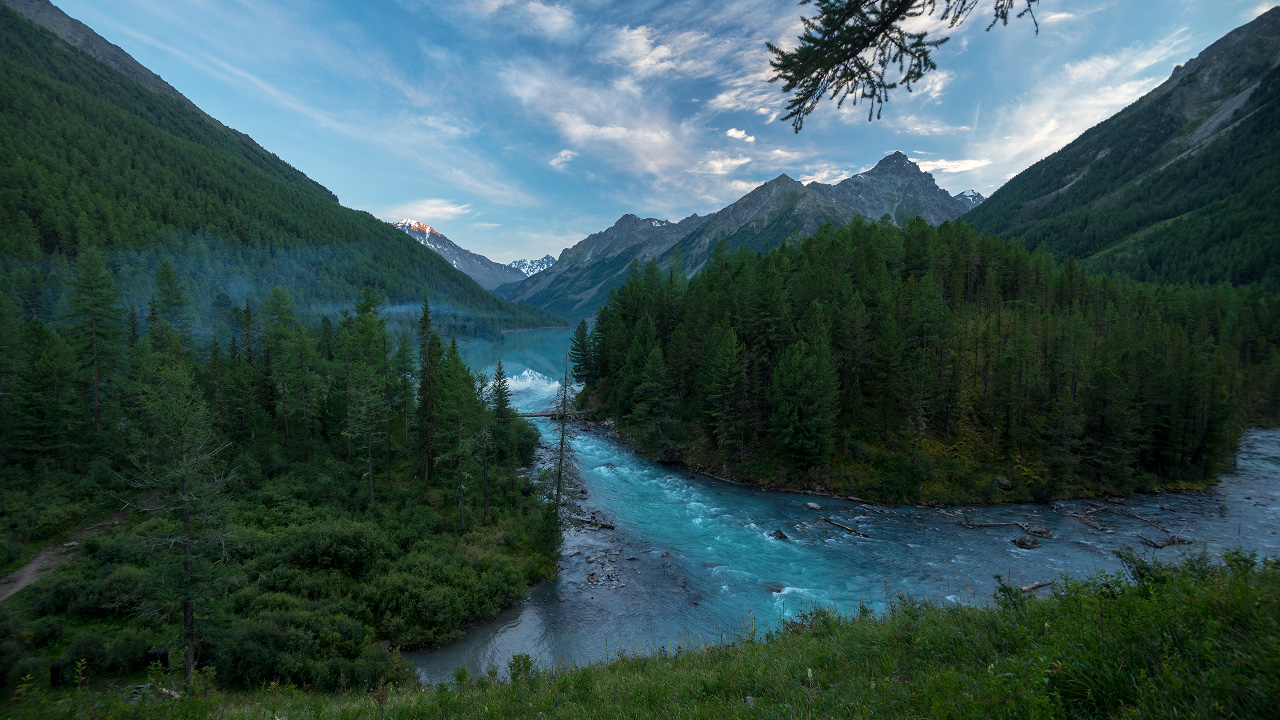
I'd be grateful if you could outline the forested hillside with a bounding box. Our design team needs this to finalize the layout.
[0,252,559,689]
[0,2,562,339]
[576,218,1280,503]
[963,8,1280,289]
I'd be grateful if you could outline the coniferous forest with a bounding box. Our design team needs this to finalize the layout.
[577,217,1280,503]
[0,3,562,341]
[0,251,559,689]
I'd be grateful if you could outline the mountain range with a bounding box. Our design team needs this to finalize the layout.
[495,153,983,319]
[963,7,1280,289]
[391,219,556,290]
[0,0,562,338]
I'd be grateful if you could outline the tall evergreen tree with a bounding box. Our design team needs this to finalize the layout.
[63,247,124,430]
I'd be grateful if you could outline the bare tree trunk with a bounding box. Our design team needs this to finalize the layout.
[182,486,195,686]
[279,380,290,443]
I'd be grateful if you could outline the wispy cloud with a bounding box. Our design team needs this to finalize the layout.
[798,163,852,185]
[945,28,1193,191]
[910,157,992,173]
[690,152,753,175]
[377,198,472,222]
[1245,2,1279,19]
[549,149,578,170]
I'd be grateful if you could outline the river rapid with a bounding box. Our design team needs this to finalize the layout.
[405,328,1280,682]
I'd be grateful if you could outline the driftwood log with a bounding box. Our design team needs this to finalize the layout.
[820,517,872,538]
[1020,580,1055,593]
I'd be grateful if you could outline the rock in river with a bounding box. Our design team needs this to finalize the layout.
[804,502,822,511]
[1012,534,1042,549]
[769,529,789,540]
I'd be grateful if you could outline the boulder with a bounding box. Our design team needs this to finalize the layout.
[1012,535,1041,549]
[804,502,822,511]
[993,475,1013,491]
[1024,523,1052,538]
[769,529,789,540]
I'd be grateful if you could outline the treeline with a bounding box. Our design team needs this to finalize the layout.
[0,249,559,690]
[574,217,1280,503]
[0,3,562,339]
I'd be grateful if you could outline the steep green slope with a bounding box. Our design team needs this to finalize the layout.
[0,2,562,338]
[963,8,1280,289]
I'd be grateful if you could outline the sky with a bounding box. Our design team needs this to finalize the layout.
[55,0,1280,263]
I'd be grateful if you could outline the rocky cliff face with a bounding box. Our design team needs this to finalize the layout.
[392,220,527,290]
[497,154,976,318]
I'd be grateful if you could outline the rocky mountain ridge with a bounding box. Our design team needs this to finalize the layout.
[496,152,980,319]
[507,255,557,277]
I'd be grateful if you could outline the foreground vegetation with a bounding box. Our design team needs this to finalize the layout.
[575,217,1280,503]
[5,550,1276,718]
[0,250,560,691]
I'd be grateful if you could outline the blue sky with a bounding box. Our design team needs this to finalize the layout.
[56,0,1279,263]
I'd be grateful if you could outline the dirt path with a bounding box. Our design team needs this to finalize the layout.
[0,509,128,603]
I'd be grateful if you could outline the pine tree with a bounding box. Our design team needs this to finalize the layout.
[767,339,838,466]
[63,247,124,430]
[700,320,741,451]
[153,260,193,344]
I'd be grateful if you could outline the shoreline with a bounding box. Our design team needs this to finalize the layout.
[581,416,1235,511]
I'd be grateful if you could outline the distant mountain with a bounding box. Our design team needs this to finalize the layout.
[0,0,562,338]
[963,8,1280,289]
[391,219,528,290]
[507,255,556,277]
[807,151,979,225]
[496,152,977,318]
[953,189,985,210]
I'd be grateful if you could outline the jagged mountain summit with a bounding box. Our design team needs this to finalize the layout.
[507,255,557,277]
[807,151,980,225]
[496,153,977,319]
[391,219,528,290]
[964,7,1280,288]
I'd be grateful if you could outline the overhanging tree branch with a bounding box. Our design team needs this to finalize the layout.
[768,0,1039,131]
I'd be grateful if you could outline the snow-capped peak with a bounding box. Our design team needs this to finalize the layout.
[393,218,438,236]
[953,189,985,208]
[507,254,557,277]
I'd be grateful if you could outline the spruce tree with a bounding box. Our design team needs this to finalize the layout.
[569,319,592,383]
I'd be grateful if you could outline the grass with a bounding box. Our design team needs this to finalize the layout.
[7,549,1277,719]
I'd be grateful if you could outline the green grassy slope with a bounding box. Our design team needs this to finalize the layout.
[0,3,562,338]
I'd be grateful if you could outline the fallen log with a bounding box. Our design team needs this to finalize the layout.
[845,495,894,509]
[1066,512,1111,532]
[1020,580,1055,593]
[1139,533,1192,549]
[820,517,872,539]
[1088,503,1169,532]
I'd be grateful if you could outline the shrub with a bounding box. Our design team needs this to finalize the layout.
[107,627,150,674]
[65,631,108,674]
